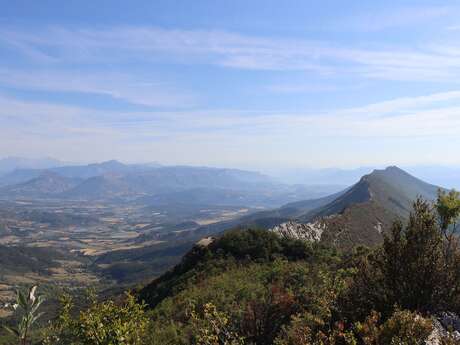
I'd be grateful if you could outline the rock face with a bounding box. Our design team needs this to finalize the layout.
[427,312,460,345]
[270,220,325,242]
[196,237,214,247]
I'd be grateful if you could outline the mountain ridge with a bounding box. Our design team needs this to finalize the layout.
[194,166,443,250]
[0,162,342,208]
[289,166,442,248]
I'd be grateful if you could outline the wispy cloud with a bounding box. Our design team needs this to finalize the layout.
[2,89,460,166]
[3,26,460,83]
[0,69,196,108]
[2,89,460,140]
[3,20,460,166]
[335,5,453,32]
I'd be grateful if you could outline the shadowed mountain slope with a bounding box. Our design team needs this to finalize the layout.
[292,166,442,249]
[195,166,443,250]
[301,166,440,221]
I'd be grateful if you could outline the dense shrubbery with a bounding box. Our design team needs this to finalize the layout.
[140,193,460,344]
[42,292,148,345]
[340,197,460,322]
[7,191,460,344]
[139,228,337,310]
[145,258,350,344]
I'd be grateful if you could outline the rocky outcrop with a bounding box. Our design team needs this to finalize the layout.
[196,237,214,247]
[270,220,325,242]
[427,312,460,345]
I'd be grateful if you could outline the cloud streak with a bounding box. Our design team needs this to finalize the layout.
[0,69,197,108]
[2,89,460,140]
[2,87,460,166]
[3,26,460,83]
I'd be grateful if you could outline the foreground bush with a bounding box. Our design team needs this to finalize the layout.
[341,196,460,321]
[42,292,148,345]
[275,309,433,345]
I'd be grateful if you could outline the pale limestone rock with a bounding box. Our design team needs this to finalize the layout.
[270,220,324,242]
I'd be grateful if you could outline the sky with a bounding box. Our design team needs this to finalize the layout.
[2,0,460,169]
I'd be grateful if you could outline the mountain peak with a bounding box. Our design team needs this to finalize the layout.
[383,165,403,172]
[362,166,415,184]
[370,165,405,175]
[98,160,125,167]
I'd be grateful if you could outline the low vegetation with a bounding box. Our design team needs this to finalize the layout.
[3,191,460,344]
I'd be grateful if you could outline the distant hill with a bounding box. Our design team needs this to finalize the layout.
[59,165,281,201]
[62,174,137,200]
[0,171,81,198]
[0,156,64,175]
[0,169,45,187]
[0,161,342,207]
[51,160,139,179]
[0,160,140,186]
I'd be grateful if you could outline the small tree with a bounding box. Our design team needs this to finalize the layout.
[341,197,460,320]
[436,189,460,234]
[437,189,460,261]
[380,198,444,312]
[3,285,44,345]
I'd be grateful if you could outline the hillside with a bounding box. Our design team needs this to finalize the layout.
[0,171,81,198]
[4,179,460,345]
[294,166,441,248]
[139,228,318,308]
[62,174,137,200]
[133,196,460,345]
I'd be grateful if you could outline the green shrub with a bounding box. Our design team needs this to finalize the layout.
[189,302,244,345]
[340,197,460,320]
[43,292,148,345]
[353,310,433,345]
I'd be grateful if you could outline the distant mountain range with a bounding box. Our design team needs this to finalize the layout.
[0,157,65,175]
[0,160,343,208]
[0,171,82,198]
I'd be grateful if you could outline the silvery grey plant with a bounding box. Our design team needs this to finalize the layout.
[3,285,44,345]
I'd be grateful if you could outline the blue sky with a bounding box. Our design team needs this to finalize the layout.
[2,0,460,169]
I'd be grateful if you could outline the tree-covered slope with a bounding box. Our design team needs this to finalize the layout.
[138,228,332,309]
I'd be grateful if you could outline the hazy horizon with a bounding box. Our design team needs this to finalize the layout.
[3,155,460,190]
